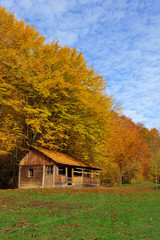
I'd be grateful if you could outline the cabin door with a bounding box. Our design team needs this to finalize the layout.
[44,165,54,187]
[68,167,72,185]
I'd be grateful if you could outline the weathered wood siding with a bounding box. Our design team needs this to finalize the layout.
[72,176,83,185]
[54,166,68,186]
[83,177,99,186]
[20,148,53,165]
[55,175,68,185]
[72,176,99,187]
[19,165,43,188]
[44,174,54,187]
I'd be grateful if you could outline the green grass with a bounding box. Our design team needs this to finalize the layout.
[0,185,160,240]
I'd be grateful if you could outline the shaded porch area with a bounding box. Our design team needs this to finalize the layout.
[55,165,100,187]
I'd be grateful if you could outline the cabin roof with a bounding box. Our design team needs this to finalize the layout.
[32,146,100,170]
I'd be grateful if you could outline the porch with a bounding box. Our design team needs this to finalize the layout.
[55,166,100,187]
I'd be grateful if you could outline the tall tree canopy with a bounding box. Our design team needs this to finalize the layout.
[0,7,113,165]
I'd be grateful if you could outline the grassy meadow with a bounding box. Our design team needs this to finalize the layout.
[0,185,160,240]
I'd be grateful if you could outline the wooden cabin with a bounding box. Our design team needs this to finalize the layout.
[18,146,100,188]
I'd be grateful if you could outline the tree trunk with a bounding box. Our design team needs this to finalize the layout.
[119,165,122,187]
[155,156,158,190]
[0,103,4,117]
[137,158,141,185]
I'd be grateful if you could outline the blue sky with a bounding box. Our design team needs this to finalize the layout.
[1,0,160,129]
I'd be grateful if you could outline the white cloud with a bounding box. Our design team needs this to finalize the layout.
[123,109,148,123]
[56,30,78,46]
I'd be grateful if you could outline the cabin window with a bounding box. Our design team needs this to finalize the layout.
[29,169,34,177]
[46,166,53,175]
[73,168,82,177]
[58,166,66,176]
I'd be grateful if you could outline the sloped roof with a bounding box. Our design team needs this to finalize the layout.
[33,146,100,170]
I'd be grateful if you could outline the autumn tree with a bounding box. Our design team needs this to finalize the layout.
[133,123,151,183]
[102,114,149,186]
[0,7,114,187]
[149,129,160,189]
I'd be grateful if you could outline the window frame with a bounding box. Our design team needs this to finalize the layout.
[28,169,34,177]
[46,165,53,175]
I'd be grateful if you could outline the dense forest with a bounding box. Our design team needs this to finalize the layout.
[0,7,160,188]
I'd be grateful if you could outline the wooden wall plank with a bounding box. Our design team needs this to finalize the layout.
[19,165,43,188]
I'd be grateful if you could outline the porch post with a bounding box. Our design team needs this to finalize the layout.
[82,168,84,185]
[18,165,21,188]
[42,164,45,187]
[66,167,68,184]
[66,167,68,176]
[53,165,55,187]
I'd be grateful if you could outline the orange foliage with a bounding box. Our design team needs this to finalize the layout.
[103,114,150,186]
